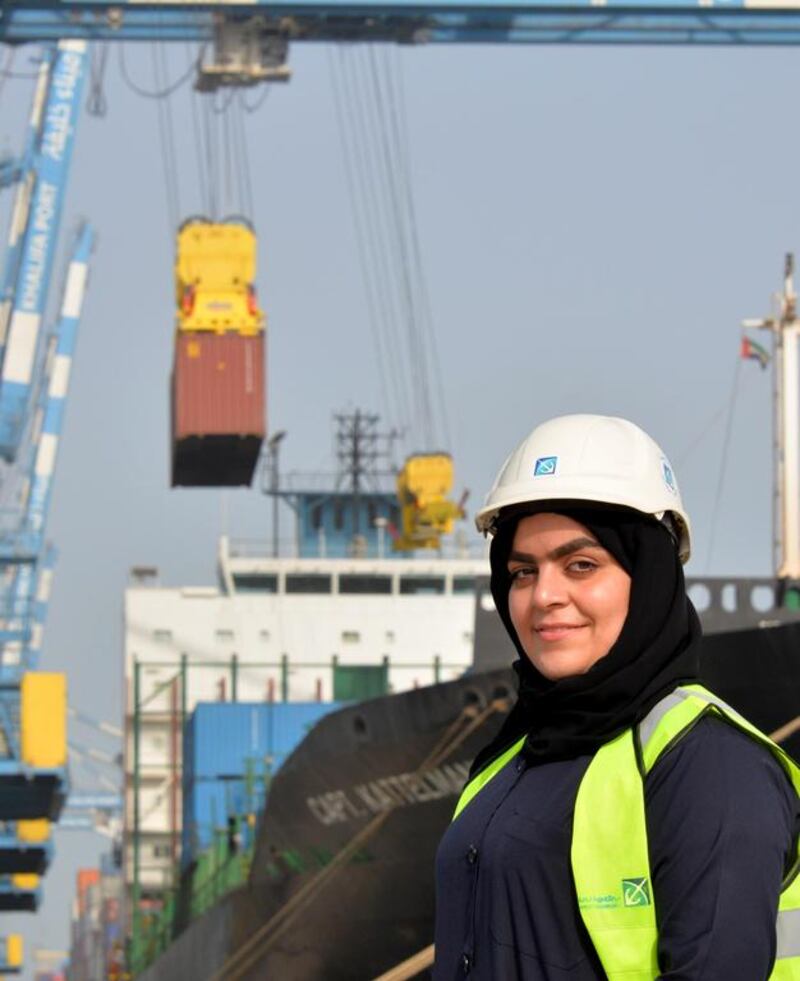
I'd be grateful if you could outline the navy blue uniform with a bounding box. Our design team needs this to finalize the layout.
[434,717,799,980]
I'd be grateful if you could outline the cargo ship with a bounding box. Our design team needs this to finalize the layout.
[107,405,490,981]
[69,260,800,980]
[119,590,800,981]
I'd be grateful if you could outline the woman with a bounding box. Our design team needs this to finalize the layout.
[434,414,800,980]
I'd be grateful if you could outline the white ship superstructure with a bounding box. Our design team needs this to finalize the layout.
[123,534,487,893]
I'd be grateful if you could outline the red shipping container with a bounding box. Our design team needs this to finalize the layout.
[171,332,266,487]
[76,868,99,916]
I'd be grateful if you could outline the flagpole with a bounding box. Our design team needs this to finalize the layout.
[744,252,800,581]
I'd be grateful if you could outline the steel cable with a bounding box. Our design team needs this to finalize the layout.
[383,48,451,449]
[371,943,435,981]
[240,84,270,114]
[187,47,211,217]
[368,48,437,448]
[770,716,800,744]
[0,46,37,82]
[675,368,759,469]
[159,44,182,221]
[0,48,14,122]
[232,97,254,218]
[336,49,407,428]
[364,47,431,445]
[118,42,197,100]
[340,48,414,433]
[86,42,109,117]
[211,85,236,115]
[201,97,219,219]
[222,102,235,216]
[328,48,400,431]
[705,353,743,572]
[151,43,181,234]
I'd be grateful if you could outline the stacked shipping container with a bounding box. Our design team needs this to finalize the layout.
[66,864,123,981]
[181,702,339,865]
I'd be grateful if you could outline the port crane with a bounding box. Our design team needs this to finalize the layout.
[0,39,90,918]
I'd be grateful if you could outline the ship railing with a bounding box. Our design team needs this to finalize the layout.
[129,654,474,712]
[222,535,487,561]
[223,536,299,559]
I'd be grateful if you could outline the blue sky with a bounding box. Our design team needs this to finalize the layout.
[0,37,793,973]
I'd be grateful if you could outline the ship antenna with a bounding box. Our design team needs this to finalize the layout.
[334,410,399,554]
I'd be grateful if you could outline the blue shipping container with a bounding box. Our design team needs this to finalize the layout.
[181,778,256,859]
[183,701,340,783]
[181,702,340,865]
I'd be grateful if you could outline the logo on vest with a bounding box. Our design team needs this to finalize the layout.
[621,877,651,907]
[578,893,619,910]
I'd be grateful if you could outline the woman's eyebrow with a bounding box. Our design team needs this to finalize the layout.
[507,537,602,565]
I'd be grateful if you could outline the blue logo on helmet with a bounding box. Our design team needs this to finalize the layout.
[662,459,676,493]
[534,456,558,477]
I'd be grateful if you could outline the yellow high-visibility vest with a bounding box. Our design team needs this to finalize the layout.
[452,684,800,980]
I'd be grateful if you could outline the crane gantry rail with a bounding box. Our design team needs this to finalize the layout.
[5,0,800,47]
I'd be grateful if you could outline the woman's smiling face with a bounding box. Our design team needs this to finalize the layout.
[506,512,631,681]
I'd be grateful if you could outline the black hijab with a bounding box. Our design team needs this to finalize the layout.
[469,505,702,775]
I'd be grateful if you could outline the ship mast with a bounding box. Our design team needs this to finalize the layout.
[744,254,800,579]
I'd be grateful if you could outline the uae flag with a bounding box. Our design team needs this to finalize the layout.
[740,336,770,369]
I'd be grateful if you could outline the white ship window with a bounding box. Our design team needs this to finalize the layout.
[260,629,271,642]
[215,629,235,641]
[152,629,172,643]
[339,574,392,595]
[285,574,332,594]
[399,575,445,595]
[385,631,395,643]
[233,574,278,594]
[341,630,361,644]
[452,576,476,594]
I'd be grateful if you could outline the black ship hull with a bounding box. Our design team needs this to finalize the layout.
[138,620,800,981]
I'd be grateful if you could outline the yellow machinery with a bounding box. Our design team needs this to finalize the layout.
[6,935,21,970]
[0,934,22,974]
[394,453,465,551]
[10,874,37,891]
[17,819,49,844]
[20,674,66,770]
[175,218,264,334]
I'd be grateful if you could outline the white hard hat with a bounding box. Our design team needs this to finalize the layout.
[475,414,691,563]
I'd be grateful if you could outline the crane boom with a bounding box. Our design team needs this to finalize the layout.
[0,40,87,463]
[20,223,93,671]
